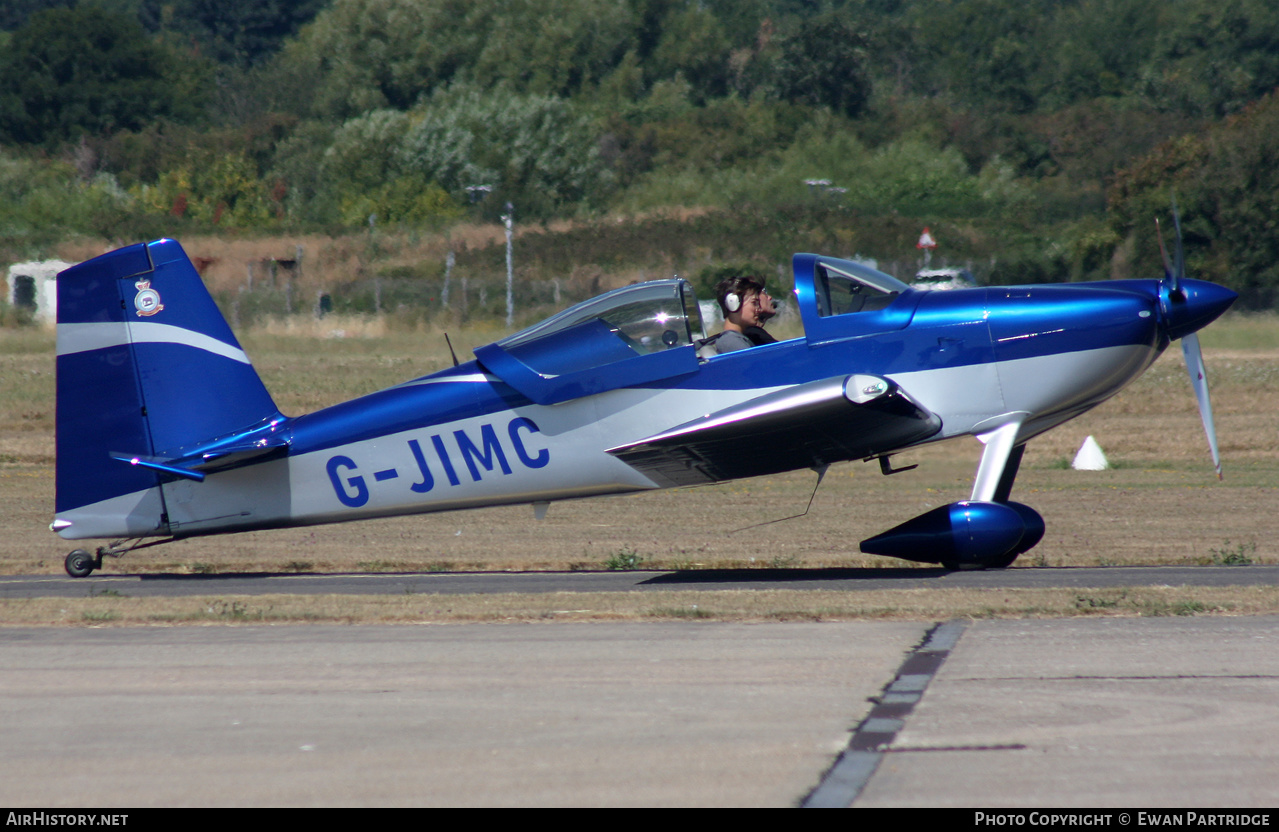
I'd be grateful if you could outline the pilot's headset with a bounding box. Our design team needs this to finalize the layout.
[723,292,741,313]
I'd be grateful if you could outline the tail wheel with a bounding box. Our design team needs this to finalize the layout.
[65,550,95,578]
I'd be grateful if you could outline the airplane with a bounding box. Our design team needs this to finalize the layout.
[51,226,1236,577]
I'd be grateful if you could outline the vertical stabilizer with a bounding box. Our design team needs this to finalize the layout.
[55,239,280,538]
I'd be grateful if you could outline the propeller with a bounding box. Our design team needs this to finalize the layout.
[1156,198,1224,479]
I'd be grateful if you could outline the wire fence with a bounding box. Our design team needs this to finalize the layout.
[220,267,586,331]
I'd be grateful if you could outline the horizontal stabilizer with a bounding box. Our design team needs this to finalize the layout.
[193,436,291,468]
[108,431,291,483]
[110,453,206,482]
[607,375,941,487]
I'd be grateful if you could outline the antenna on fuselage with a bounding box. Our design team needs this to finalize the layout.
[728,464,828,534]
[444,333,460,367]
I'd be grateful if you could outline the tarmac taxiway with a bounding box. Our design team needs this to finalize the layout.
[2,613,1277,807]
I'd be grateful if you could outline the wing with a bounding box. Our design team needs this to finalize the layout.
[606,374,941,487]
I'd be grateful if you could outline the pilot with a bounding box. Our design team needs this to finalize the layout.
[744,283,778,346]
[698,276,776,357]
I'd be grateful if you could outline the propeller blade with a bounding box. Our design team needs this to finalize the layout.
[1171,194,1186,295]
[1181,331,1222,479]
[1155,218,1173,281]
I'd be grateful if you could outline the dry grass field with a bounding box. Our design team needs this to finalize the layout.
[3,312,1277,583]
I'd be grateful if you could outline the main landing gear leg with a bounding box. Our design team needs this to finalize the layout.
[968,422,1042,570]
[971,422,1023,504]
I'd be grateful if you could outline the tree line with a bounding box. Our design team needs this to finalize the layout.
[4,0,1279,304]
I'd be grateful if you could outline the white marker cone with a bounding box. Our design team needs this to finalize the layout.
[1072,436,1109,471]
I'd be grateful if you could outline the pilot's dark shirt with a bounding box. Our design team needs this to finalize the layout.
[742,325,777,346]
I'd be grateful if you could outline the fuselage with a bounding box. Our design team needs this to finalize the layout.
[53,243,1236,544]
[139,283,1174,539]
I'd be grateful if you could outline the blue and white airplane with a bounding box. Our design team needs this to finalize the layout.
[52,233,1235,577]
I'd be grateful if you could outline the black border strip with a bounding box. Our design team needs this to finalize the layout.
[802,619,968,808]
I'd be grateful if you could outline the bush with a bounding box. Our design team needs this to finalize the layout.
[399,84,614,219]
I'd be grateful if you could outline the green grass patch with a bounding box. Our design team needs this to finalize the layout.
[604,547,646,571]
[1208,540,1256,566]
